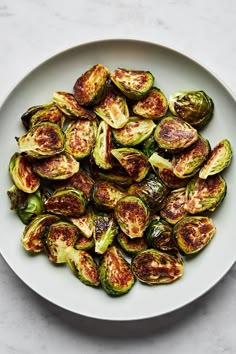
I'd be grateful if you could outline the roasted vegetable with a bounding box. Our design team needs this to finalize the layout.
[133,88,168,119]
[141,135,158,158]
[115,196,149,238]
[110,67,154,100]
[117,231,148,255]
[160,188,188,224]
[21,214,60,253]
[199,139,233,179]
[111,147,149,182]
[132,249,184,284]
[92,181,126,210]
[93,90,129,129]
[9,153,40,193]
[185,175,226,214]
[154,116,198,152]
[92,120,113,169]
[69,206,94,238]
[169,90,214,128]
[145,219,175,251]
[73,63,109,106]
[45,187,88,217]
[173,216,215,254]
[74,234,95,251]
[17,121,65,158]
[93,213,118,254]
[99,246,135,296]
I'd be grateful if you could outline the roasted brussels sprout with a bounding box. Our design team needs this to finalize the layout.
[185,175,226,214]
[132,249,184,284]
[66,247,100,287]
[7,185,43,224]
[93,213,118,254]
[133,88,168,119]
[17,121,65,158]
[111,148,149,182]
[169,90,214,128]
[145,219,175,251]
[92,120,113,169]
[73,64,109,106]
[65,119,97,160]
[99,246,135,296]
[117,231,148,255]
[173,216,215,254]
[21,214,60,253]
[154,116,198,152]
[53,91,96,120]
[128,174,169,211]
[93,90,129,129]
[33,152,80,180]
[74,234,95,251]
[160,188,188,224]
[92,181,126,210]
[45,187,88,217]
[115,196,150,238]
[199,139,233,179]
[110,67,154,100]
[45,221,78,263]
[69,206,94,238]
[172,135,210,179]
[141,135,158,158]
[21,102,64,130]
[9,153,40,193]
[112,117,155,146]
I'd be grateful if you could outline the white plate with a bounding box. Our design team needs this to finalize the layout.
[0,39,235,321]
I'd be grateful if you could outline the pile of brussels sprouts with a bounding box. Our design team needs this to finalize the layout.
[7,64,233,296]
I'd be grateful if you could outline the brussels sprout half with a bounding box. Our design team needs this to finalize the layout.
[169,90,214,128]
[185,175,226,214]
[93,90,129,129]
[45,187,88,217]
[145,219,176,251]
[110,67,154,100]
[65,119,97,160]
[115,196,150,238]
[17,121,65,158]
[133,88,168,119]
[73,63,109,106]
[93,213,118,254]
[99,246,135,296]
[132,249,184,285]
[9,153,40,193]
[141,135,158,158]
[111,148,149,182]
[74,234,95,251]
[69,206,94,238]
[92,181,126,210]
[160,188,188,224]
[21,214,60,253]
[173,216,215,254]
[154,116,198,152]
[117,231,148,255]
[199,139,233,179]
[92,120,113,169]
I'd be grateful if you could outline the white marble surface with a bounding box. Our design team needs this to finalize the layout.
[1,0,236,353]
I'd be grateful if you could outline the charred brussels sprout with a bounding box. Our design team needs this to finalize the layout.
[74,234,95,251]
[117,231,148,255]
[160,188,188,224]
[128,174,169,211]
[9,153,40,193]
[110,67,154,100]
[99,246,135,296]
[21,214,60,253]
[65,119,97,160]
[69,207,94,238]
[173,216,215,254]
[169,90,214,128]
[115,196,149,238]
[45,221,78,263]
[92,120,113,169]
[133,88,168,119]
[154,117,198,152]
[92,181,126,210]
[112,117,155,146]
[45,187,88,217]
[53,91,96,120]
[73,64,109,106]
[111,148,149,182]
[132,249,184,285]
[141,135,158,158]
[93,213,118,254]
[66,247,100,287]
[145,219,175,251]
[199,139,233,179]
[17,121,65,158]
[33,152,80,180]
[93,90,129,129]
[185,175,226,214]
